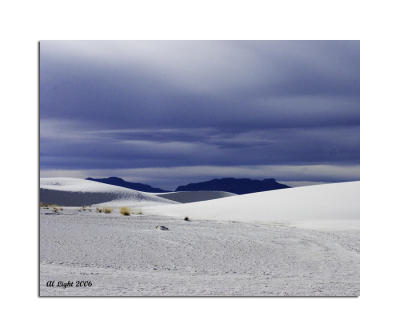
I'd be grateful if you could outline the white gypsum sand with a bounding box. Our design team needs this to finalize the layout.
[147,181,360,231]
[40,177,176,207]
[39,179,359,296]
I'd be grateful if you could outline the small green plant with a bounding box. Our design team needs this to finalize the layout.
[120,207,131,216]
[103,207,112,214]
[184,216,190,221]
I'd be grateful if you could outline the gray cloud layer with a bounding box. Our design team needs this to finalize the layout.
[40,41,360,187]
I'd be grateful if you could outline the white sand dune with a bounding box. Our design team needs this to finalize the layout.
[148,181,360,230]
[156,190,236,203]
[40,177,176,207]
[40,179,359,296]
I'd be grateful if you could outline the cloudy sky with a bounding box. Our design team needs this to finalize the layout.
[40,41,360,189]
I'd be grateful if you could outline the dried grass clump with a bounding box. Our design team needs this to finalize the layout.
[40,202,62,212]
[40,202,58,209]
[96,207,112,213]
[120,207,131,216]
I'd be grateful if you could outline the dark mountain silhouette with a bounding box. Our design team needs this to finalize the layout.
[175,178,290,195]
[86,177,170,193]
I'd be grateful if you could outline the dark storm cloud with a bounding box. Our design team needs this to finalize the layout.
[40,40,359,185]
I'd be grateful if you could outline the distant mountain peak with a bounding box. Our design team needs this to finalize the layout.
[102,176,124,182]
[175,177,289,195]
[86,177,170,193]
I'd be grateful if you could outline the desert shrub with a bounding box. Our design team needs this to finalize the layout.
[103,207,112,214]
[96,207,103,213]
[137,211,143,215]
[120,207,131,216]
[82,205,86,211]
[184,216,190,221]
